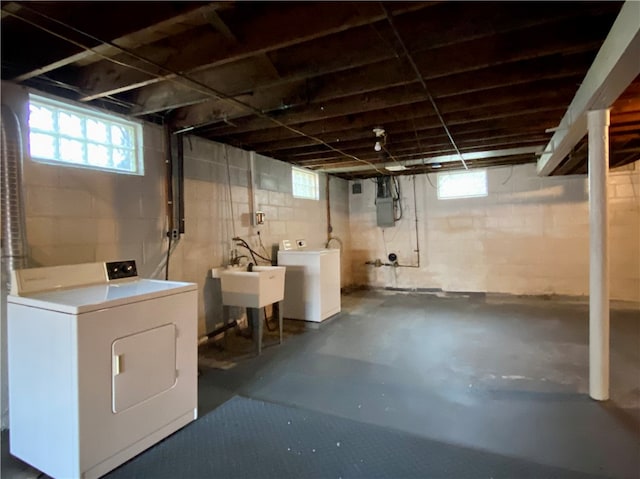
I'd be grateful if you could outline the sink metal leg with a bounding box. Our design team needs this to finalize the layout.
[278,301,283,345]
[257,307,263,355]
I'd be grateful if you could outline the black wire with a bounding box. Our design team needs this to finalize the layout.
[233,237,271,263]
[257,231,271,259]
[394,177,403,221]
[264,306,277,332]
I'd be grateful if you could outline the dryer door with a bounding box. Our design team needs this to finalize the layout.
[111,323,176,413]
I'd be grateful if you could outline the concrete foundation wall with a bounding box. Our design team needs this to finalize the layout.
[169,136,352,336]
[0,83,351,428]
[349,163,640,301]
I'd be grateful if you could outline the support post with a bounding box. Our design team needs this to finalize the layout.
[587,108,610,401]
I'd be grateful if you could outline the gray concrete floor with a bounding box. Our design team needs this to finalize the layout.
[197,291,640,479]
[3,291,639,478]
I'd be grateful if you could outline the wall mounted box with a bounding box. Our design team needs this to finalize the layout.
[376,197,395,227]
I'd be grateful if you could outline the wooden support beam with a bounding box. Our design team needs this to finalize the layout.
[220,104,567,153]
[72,2,429,102]
[315,146,541,174]
[166,15,606,131]
[207,77,577,139]
[132,5,606,119]
[6,3,219,81]
[168,47,595,129]
[537,1,640,176]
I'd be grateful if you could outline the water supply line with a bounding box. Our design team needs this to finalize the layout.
[365,175,421,269]
[411,175,421,268]
[1,104,29,283]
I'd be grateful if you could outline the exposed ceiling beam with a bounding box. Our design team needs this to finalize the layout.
[205,79,578,141]
[318,146,543,174]
[167,14,607,130]
[169,43,594,131]
[227,99,566,149]
[281,134,551,162]
[74,2,429,102]
[257,123,558,155]
[11,4,226,82]
[339,154,537,180]
[134,6,605,120]
[537,0,640,176]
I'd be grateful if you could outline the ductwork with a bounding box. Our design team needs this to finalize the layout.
[1,104,29,284]
[1,103,29,430]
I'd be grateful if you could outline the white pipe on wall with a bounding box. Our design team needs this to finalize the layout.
[587,108,611,401]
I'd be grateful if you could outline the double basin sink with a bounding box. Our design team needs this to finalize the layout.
[219,266,286,308]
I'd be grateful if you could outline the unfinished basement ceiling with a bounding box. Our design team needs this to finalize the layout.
[2,1,639,179]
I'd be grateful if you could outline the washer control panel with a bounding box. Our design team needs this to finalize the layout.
[106,260,138,281]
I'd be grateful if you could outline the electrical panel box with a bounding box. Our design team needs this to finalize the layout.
[376,197,395,227]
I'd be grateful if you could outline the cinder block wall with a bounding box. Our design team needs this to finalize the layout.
[349,163,639,301]
[170,136,352,335]
[0,83,352,427]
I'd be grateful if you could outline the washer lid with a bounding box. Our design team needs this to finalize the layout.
[7,279,197,314]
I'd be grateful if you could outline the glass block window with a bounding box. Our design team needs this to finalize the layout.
[437,169,487,199]
[292,166,319,200]
[28,94,143,175]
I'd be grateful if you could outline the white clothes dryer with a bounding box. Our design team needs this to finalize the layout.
[7,260,198,479]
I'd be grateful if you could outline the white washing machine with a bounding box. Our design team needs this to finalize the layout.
[277,248,341,322]
[7,260,198,479]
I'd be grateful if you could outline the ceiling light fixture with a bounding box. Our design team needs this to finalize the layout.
[372,126,386,152]
[385,165,407,172]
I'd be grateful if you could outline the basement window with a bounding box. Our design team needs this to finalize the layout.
[292,166,319,200]
[28,94,143,175]
[437,169,487,199]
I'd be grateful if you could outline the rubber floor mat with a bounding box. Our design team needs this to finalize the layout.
[106,396,608,479]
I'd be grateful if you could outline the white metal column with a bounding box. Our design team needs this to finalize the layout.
[587,108,610,401]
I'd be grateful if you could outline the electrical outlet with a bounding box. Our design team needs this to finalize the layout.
[296,239,307,249]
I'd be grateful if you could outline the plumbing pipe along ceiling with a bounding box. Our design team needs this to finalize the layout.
[2,1,639,179]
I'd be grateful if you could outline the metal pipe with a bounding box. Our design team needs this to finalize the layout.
[326,175,332,242]
[206,319,238,339]
[176,133,185,235]
[411,175,421,268]
[588,108,610,401]
[1,104,29,282]
[365,260,418,269]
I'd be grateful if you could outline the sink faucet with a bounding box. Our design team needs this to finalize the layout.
[230,251,249,266]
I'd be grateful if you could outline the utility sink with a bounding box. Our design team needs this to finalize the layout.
[219,266,286,308]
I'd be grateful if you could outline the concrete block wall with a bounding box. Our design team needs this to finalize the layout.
[609,165,640,299]
[171,136,352,335]
[0,83,351,427]
[349,162,639,302]
[2,88,352,335]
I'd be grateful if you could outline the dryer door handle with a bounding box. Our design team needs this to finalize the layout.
[113,354,124,376]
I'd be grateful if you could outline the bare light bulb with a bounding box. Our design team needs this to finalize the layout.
[374,141,382,152]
